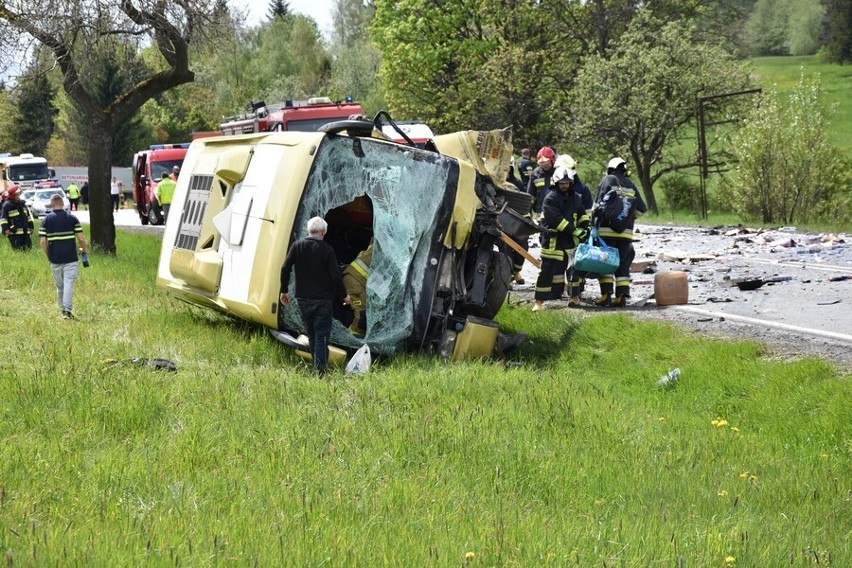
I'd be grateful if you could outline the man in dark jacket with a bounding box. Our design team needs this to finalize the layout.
[518,148,534,186]
[532,167,590,311]
[280,216,351,375]
[39,194,89,319]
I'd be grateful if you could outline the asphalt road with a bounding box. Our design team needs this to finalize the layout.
[74,208,165,235]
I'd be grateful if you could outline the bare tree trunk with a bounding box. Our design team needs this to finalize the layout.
[87,128,117,254]
[636,167,658,215]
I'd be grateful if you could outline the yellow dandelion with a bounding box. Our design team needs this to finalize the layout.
[821,453,829,459]
[716,419,729,428]
[718,490,728,497]
[465,551,475,561]
[739,471,749,479]
[711,419,720,426]
[659,416,666,422]
[749,474,757,481]
[725,555,736,564]
[730,427,740,433]
[546,551,555,560]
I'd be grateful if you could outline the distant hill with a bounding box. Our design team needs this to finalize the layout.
[751,55,852,156]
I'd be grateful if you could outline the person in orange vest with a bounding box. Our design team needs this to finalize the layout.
[342,239,373,336]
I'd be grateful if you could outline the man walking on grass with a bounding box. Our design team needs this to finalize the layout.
[40,194,88,319]
[279,216,351,375]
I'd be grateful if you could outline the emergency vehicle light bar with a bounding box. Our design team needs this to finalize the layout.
[149,143,190,150]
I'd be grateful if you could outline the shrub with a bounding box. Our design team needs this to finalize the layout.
[726,73,850,224]
[659,173,700,214]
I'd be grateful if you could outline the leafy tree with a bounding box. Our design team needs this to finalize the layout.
[332,0,374,48]
[10,60,58,155]
[747,0,791,55]
[246,15,332,104]
[0,83,18,153]
[371,0,556,141]
[268,0,291,20]
[727,75,850,224]
[569,13,752,214]
[63,40,152,167]
[0,1,229,254]
[329,0,384,115]
[371,0,753,151]
[788,0,825,55]
[822,0,852,63]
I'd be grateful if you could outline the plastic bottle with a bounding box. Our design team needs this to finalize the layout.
[80,249,90,268]
[656,368,680,388]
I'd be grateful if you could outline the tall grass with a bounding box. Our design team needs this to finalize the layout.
[0,230,849,566]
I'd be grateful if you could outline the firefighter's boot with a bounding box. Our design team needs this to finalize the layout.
[532,300,543,312]
[612,285,630,308]
[594,293,612,307]
[568,296,582,308]
[513,271,525,285]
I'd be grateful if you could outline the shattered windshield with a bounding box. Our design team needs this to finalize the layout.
[278,136,458,355]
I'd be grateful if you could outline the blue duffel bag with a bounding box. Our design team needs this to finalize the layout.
[573,229,620,274]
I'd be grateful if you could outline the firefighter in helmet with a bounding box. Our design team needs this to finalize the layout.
[526,146,557,219]
[532,167,590,311]
[1,185,35,251]
[590,157,647,307]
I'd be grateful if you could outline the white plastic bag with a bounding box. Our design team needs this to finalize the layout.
[345,343,371,374]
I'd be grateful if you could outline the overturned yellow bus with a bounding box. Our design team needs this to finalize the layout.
[156,117,536,362]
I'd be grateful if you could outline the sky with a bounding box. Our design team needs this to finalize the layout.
[236,0,336,37]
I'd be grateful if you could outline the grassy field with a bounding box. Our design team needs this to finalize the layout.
[0,230,849,566]
[751,56,852,155]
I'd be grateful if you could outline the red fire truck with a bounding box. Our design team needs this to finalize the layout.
[132,143,189,225]
[219,97,365,135]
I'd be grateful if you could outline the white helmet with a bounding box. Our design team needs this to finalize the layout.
[552,166,576,185]
[607,157,627,172]
[556,154,576,170]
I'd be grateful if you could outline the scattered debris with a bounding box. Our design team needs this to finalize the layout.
[103,357,177,372]
[817,299,842,305]
[735,278,765,291]
[763,275,793,284]
[656,368,680,388]
[828,275,852,282]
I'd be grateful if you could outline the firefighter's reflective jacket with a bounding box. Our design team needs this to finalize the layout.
[527,166,555,215]
[593,172,647,240]
[0,200,34,236]
[539,188,589,261]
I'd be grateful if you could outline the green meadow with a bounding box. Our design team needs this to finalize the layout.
[0,229,848,566]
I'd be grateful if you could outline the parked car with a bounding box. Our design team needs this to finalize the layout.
[27,189,69,218]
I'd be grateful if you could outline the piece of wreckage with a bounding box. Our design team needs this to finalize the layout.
[156,114,538,365]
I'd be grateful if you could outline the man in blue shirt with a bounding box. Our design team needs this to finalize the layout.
[39,194,89,319]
